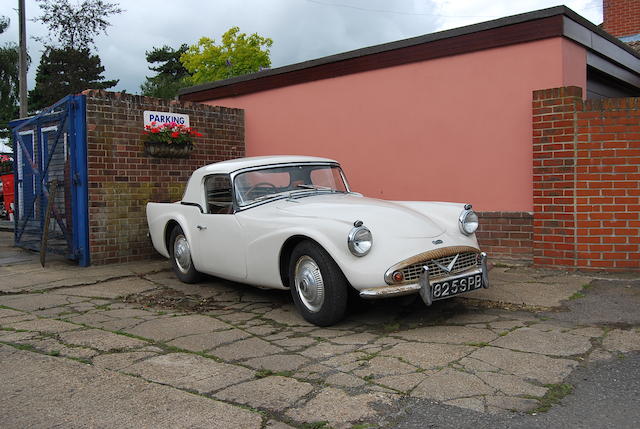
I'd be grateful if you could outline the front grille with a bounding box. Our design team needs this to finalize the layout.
[401,252,479,281]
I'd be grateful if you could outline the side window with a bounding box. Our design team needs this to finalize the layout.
[204,174,233,214]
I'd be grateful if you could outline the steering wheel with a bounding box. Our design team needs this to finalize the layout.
[245,182,277,198]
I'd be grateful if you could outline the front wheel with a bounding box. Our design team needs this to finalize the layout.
[169,226,202,283]
[289,241,348,326]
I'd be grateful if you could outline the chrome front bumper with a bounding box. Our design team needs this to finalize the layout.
[359,252,489,304]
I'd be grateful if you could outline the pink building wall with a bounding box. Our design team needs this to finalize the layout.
[205,37,586,212]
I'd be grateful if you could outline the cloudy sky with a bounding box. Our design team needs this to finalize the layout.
[0,0,602,94]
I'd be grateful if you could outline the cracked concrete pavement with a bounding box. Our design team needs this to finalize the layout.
[1,231,639,428]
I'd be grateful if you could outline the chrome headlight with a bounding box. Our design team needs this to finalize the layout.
[348,223,372,256]
[459,205,479,235]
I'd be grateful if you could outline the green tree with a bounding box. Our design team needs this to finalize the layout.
[0,16,19,138]
[0,43,19,138]
[140,44,191,99]
[181,26,273,84]
[29,47,118,110]
[34,0,122,50]
[29,0,122,110]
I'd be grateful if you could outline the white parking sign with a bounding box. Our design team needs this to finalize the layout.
[144,111,190,127]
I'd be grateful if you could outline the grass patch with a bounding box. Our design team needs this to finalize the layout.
[356,352,378,362]
[351,424,375,429]
[254,369,293,378]
[381,322,400,333]
[94,304,111,311]
[529,383,574,414]
[1,341,38,352]
[568,291,586,300]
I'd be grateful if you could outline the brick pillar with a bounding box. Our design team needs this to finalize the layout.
[533,86,640,272]
[532,86,583,269]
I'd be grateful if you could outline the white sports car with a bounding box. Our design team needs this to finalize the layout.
[146,156,489,326]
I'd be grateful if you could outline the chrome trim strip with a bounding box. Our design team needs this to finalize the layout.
[359,283,422,299]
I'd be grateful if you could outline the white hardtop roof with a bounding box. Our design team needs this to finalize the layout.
[195,155,339,175]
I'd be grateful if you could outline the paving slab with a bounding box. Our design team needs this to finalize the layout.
[470,346,577,384]
[325,372,367,387]
[23,338,100,359]
[490,327,592,356]
[54,277,158,298]
[0,330,39,342]
[262,307,314,326]
[212,336,284,360]
[126,353,255,393]
[0,293,80,311]
[286,387,391,427]
[93,351,158,370]
[376,373,431,392]
[382,342,474,369]
[7,318,82,333]
[59,329,149,351]
[476,371,548,397]
[167,329,251,351]
[0,345,261,429]
[216,376,314,412]
[125,314,231,341]
[300,342,358,359]
[469,267,591,307]
[602,329,640,353]
[395,325,498,344]
[0,308,26,318]
[411,368,495,401]
[353,356,418,377]
[242,353,311,372]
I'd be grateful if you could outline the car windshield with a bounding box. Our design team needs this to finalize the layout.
[234,164,349,207]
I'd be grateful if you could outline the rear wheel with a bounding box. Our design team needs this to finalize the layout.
[289,240,348,326]
[169,226,202,283]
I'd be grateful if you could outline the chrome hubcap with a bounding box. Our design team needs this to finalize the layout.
[173,235,191,274]
[294,255,325,313]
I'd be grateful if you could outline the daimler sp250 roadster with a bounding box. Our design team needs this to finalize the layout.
[146,156,489,326]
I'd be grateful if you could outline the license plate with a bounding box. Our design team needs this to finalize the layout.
[431,273,483,300]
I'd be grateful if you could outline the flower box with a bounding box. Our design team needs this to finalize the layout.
[142,122,203,159]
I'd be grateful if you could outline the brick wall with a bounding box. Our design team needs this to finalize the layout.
[603,0,640,38]
[532,86,639,271]
[83,90,245,265]
[476,212,533,262]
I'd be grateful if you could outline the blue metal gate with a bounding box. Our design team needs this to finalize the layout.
[9,95,89,266]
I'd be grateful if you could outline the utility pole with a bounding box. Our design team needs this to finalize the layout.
[18,0,28,118]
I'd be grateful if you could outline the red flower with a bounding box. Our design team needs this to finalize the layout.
[171,132,179,138]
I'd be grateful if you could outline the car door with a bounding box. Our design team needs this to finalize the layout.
[191,174,247,280]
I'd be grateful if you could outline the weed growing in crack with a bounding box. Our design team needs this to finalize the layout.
[528,383,574,414]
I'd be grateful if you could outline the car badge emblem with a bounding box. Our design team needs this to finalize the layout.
[435,253,459,273]
[432,239,443,245]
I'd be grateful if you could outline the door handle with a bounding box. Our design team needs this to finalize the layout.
[196,225,207,230]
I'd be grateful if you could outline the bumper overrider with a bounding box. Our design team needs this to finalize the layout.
[359,246,489,305]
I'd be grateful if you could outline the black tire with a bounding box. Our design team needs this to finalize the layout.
[169,226,202,283]
[288,240,348,326]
